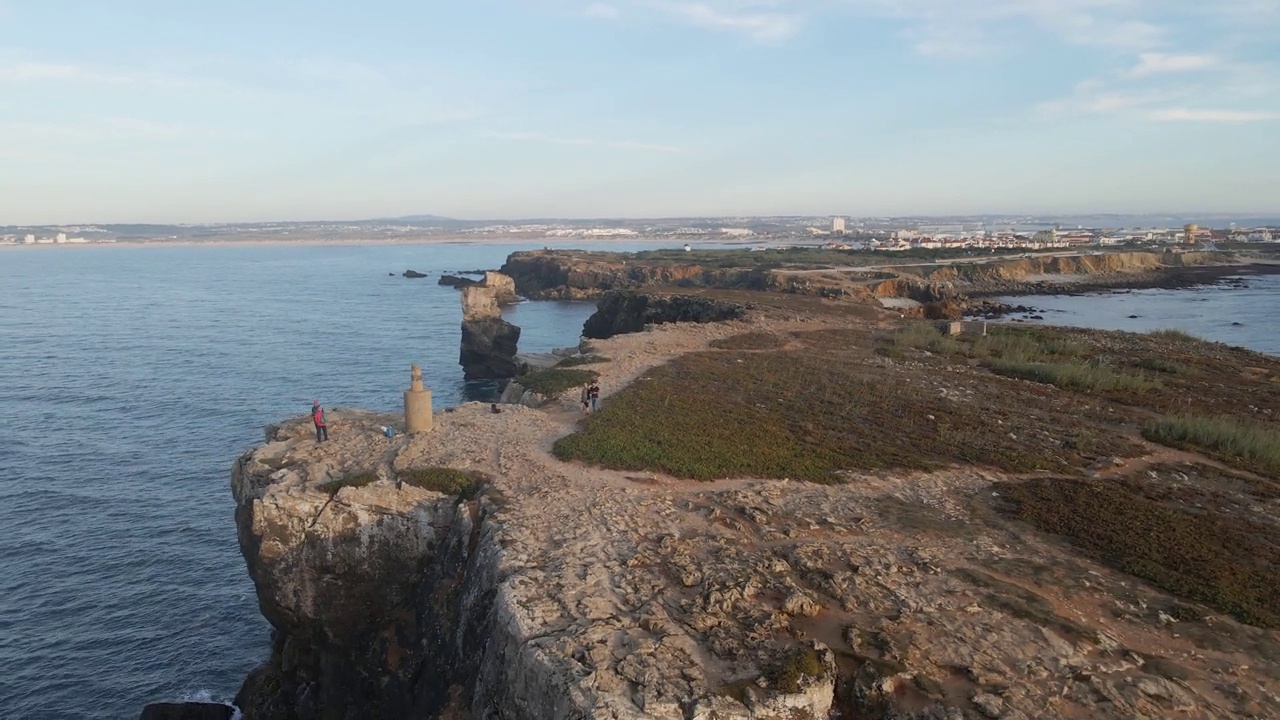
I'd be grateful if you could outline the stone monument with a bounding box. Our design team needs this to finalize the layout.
[404,364,433,433]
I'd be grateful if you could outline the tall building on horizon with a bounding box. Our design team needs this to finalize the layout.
[832,217,846,234]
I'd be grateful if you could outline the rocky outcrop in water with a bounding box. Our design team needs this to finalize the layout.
[438,274,479,288]
[582,290,749,339]
[460,273,522,380]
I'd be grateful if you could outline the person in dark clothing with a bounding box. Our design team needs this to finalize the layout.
[312,401,328,442]
[588,383,600,413]
[580,384,591,414]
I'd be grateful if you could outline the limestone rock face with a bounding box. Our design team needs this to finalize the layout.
[460,318,521,379]
[231,412,486,720]
[460,272,523,379]
[583,290,748,339]
[461,284,500,322]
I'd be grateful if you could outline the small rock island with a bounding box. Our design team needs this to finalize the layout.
[227,247,1280,720]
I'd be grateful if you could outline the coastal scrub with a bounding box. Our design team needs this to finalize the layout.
[516,368,598,396]
[318,471,379,496]
[1143,415,1280,477]
[399,467,486,498]
[995,475,1280,628]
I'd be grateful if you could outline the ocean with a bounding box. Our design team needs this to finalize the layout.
[1,245,1276,719]
[997,273,1280,355]
[0,242,634,719]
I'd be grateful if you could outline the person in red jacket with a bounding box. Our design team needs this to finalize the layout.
[312,400,328,442]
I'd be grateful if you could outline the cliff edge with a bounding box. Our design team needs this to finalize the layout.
[233,315,1280,719]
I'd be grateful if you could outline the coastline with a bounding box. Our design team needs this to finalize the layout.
[228,302,1280,719]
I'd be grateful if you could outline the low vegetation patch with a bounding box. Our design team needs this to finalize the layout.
[764,647,824,693]
[318,471,378,496]
[516,367,598,396]
[1148,328,1201,342]
[710,332,787,351]
[1143,415,1280,477]
[995,476,1280,628]
[554,348,1130,482]
[556,354,610,367]
[399,467,487,498]
[991,360,1161,394]
[888,323,963,355]
[1134,357,1191,375]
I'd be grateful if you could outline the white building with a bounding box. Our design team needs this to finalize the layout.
[832,217,846,234]
[55,233,68,244]
[23,234,36,244]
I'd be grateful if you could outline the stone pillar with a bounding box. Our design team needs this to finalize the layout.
[404,364,432,434]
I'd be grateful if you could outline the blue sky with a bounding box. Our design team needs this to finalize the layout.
[1,0,1277,223]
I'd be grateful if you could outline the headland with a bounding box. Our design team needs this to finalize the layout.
[224,247,1280,720]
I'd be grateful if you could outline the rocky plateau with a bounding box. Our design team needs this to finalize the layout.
[231,298,1280,719]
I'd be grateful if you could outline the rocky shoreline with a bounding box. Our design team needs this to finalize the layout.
[221,297,1280,719]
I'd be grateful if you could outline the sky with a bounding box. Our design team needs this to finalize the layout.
[1,0,1278,224]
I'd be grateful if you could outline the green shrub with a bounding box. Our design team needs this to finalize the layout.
[516,368,598,396]
[1149,328,1200,342]
[317,471,378,496]
[889,323,963,355]
[970,333,1046,362]
[996,477,1280,628]
[556,354,610,367]
[1143,416,1280,477]
[991,360,1161,393]
[711,332,787,351]
[764,648,824,693]
[399,467,487,498]
[1134,357,1191,375]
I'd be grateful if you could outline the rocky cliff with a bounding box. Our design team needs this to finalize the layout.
[232,320,1280,720]
[460,273,522,380]
[582,290,750,339]
[232,402,840,720]
[499,249,1247,318]
[500,250,772,300]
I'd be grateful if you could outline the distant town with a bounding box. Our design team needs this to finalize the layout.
[2,214,1277,251]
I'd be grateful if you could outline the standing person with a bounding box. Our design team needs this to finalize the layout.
[580,384,591,414]
[589,382,600,413]
[312,400,328,442]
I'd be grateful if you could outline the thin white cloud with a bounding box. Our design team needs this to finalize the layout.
[0,61,189,87]
[490,131,682,153]
[1148,108,1280,122]
[1128,53,1220,78]
[646,1,803,43]
[585,3,622,19]
[851,0,1168,57]
[0,117,227,143]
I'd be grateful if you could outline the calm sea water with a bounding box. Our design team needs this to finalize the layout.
[0,241,651,719]
[2,247,1276,719]
[998,273,1280,355]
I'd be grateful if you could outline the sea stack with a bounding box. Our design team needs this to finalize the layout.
[459,272,521,379]
[403,364,432,433]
